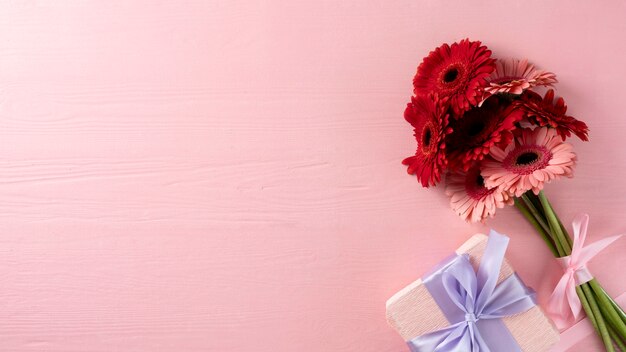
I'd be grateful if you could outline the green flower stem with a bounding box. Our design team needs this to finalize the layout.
[525,191,545,215]
[557,212,574,248]
[520,195,566,256]
[513,198,558,256]
[573,258,612,346]
[590,279,626,339]
[538,191,572,255]
[608,324,626,351]
[578,286,599,330]
[521,194,554,240]
[582,283,616,352]
[538,193,574,248]
[601,285,626,325]
[577,286,614,350]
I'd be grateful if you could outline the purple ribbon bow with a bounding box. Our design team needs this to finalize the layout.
[408,231,537,352]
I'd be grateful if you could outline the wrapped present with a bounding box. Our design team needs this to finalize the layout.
[386,231,560,351]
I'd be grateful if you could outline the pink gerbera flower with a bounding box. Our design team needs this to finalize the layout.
[485,59,557,95]
[445,165,513,223]
[481,127,576,197]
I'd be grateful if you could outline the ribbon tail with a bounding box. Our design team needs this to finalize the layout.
[471,324,492,352]
[576,234,623,265]
[434,323,474,352]
[546,272,577,330]
[566,278,582,322]
[407,322,469,352]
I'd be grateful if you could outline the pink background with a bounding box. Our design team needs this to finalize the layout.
[0,1,625,351]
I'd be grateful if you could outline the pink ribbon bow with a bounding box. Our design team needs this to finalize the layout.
[546,214,622,329]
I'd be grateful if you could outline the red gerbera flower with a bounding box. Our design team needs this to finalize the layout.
[445,95,524,171]
[413,39,496,116]
[517,89,589,141]
[402,94,452,187]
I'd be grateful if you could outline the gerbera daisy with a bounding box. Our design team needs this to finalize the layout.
[402,94,452,187]
[518,89,589,141]
[445,165,513,223]
[445,95,524,171]
[482,127,576,197]
[485,58,557,95]
[413,39,495,115]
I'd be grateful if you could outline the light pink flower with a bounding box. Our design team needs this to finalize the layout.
[445,166,513,223]
[485,59,557,95]
[482,127,576,197]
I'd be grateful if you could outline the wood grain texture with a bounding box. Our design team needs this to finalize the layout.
[0,1,625,351]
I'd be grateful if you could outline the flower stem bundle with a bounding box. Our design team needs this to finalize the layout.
[516,192,626,351]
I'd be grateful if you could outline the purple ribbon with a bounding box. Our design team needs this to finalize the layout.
[407,230,537,352]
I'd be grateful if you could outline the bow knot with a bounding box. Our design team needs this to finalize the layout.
[547,214,623,329]
[464,313,479,324]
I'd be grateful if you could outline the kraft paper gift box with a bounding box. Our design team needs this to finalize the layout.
[386,234,560,351]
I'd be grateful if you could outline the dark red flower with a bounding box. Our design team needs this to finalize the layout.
[517,89,589,141]
[413,39,496,116]
[445,95,524,171]
[402,94,452,187]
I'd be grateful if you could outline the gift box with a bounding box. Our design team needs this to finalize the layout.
[386,232,560,351]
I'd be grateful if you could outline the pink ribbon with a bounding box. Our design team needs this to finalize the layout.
[546,214,622,330]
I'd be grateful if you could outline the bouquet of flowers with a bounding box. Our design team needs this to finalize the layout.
[402,39,625,351]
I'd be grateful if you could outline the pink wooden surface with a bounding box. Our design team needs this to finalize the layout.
[0,1,625,351]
